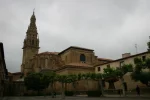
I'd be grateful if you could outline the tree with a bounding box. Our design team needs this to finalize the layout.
[116,64,133,96]
[103,64,133,96]
[77,73,103,96]
[131,57,150,86]
[103,68,119,89]
[132,71,150,86]
[57,74,68,99]
[42,71,56,98]
[82,73,91,91]
[145,58,150,69]
[66,74,78,96]
[24,73,49,95]
[88,73,104,96]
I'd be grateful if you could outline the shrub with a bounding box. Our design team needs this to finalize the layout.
[65,91,74,96]
[86,90,102,97]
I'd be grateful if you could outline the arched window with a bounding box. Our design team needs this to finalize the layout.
[80,54,86,62]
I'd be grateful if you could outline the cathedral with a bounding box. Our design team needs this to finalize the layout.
[21,12,112,76]
[20,12,112,91]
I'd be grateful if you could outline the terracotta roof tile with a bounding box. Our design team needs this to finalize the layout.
[38,51,59,55]
[59,46,94,55]
[70,46,94,51]
[95,51,149,67]
[12,72,22,75]
[98,58,114,61]
[8,72,12,76]
[66,63,93,67]
[55,65,94,71]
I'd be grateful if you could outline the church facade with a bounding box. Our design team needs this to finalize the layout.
[21,12,111,92]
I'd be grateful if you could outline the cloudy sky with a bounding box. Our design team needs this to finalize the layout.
[0,0,150,72]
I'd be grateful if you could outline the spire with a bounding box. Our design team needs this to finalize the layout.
[23,11,39,50]
[26,10,37,34]
[31,9,36,21]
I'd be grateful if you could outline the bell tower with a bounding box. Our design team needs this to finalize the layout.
[22,11,39,64]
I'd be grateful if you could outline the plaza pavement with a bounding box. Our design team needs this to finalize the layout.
[1,95,150,100]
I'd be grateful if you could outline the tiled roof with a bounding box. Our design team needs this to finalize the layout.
[56,65,94,71]
[66,63,93,67]
[95,51,149,67]
[40,68,55,72]
[70,46,94,51]
[59,46,94,55]
[8,72,12,76]
[12,72,22,75]
[38,51,59,55]
[98,58,114,61]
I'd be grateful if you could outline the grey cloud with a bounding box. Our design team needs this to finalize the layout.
[0,0,150,72]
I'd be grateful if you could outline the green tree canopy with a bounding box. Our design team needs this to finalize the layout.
[42,71,56,83]
[131,57,150,86]
[103,67,119,81]
[24,73,49,92]
[42,71,57,98]
[102,64,133,92]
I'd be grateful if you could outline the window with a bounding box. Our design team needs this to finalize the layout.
[97,67,101,71]
[107,64,110,68]
[142,56,146,61]
[80,54,86,63]
[120,61,124,67]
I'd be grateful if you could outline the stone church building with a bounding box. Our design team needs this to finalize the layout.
[21,12,112,92]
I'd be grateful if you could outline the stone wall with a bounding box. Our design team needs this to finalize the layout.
[3,81,25,96]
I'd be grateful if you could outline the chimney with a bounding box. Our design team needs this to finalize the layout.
[122,53,131,58]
